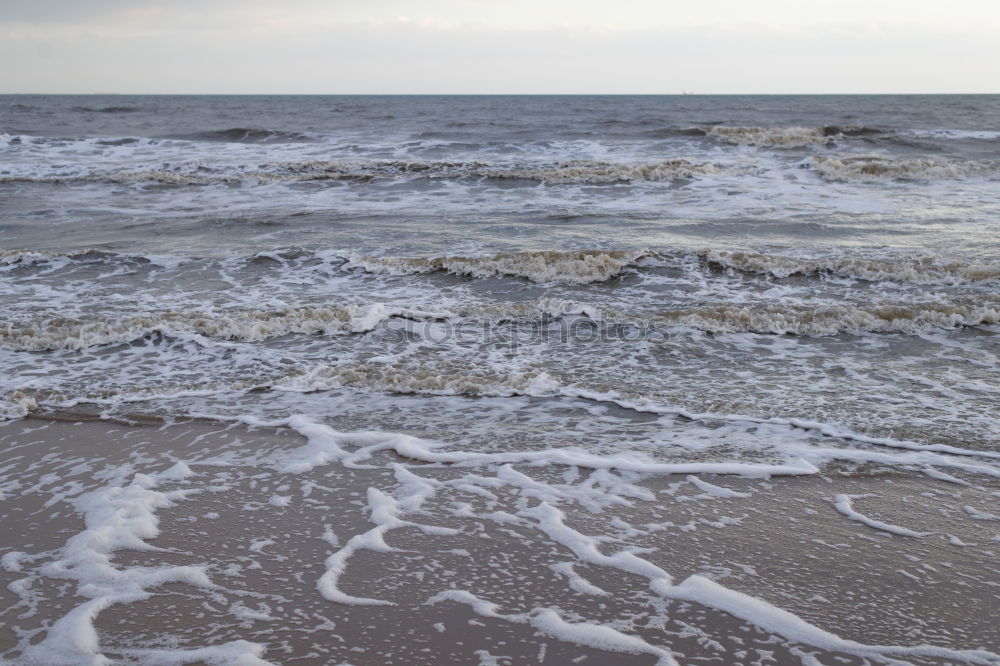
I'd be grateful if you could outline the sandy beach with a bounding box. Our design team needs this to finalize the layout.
[2,415,998,665]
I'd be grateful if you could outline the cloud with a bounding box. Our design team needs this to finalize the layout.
[0,2,998,93]
[0,0,165,22]
[7,0,1000,30]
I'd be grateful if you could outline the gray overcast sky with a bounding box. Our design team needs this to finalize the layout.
[1,0,998,93]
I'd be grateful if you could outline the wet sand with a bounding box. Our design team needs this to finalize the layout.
[1,416,998,665]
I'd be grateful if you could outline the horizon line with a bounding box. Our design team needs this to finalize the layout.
[3,92,999,96]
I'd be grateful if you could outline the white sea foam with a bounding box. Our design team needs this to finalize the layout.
[964,505,1000,521]
[522,501,674,595]
[127,640,274,665]
[12,464,221,665]
[686,475,750,498]
[833,494,932,537]
[550,562,609,596]
[315,464,457,606]
[0,390,38,421]
[276,414,820,478]
[427,590,678,666]
[667,575,1000,664]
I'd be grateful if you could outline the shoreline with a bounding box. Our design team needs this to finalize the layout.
[1,415,998,664]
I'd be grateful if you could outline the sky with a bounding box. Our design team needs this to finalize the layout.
[1,0,998,94]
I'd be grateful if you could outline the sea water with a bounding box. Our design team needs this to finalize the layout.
[1,95,999,664]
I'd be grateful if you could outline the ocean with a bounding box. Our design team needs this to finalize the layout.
[1,94,998,665]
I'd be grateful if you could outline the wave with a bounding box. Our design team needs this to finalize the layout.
[0,246,640,285]
[71,105,140,114]
[7,245,998,289]
[344,249,647,284]
[0,390,38,421]
[650,301,1000,336]
[641,125,881,145]
[905,129,1000,141]
[0,168,240,186]
[346,247,1000,287]
[516,297,1000,336]
[0,158,722,186]
[643,127,709,139]
[1,294,995,356]
[0,248,122,270]
[705,125,879,147]
[0,248,192,273]
[4,246,645,288]
[494,159,720,183]
[0,361,563,420]
[469,297,1000,336]
[822,125,882,137]
[96,137,143,146]
[0,134,163,150]
[699,249,1000,285]
[38,170,237,185]
[2,248,73,266]
[810,156,1000,181]
[165,127,316,143]
[0,133,27,146]
[274,362,561,399]
[0,305,448,351]
[15,297,992,353]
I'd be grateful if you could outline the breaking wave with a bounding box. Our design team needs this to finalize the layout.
[810,156,1000,181]
[699,249,1000,285]
[0,158,721,186]
[2,248,85,265]
[494,160,720,183]
[165,127,317,143]
[71,105,141,114]
[0,305,448,351]
[274,362,561,399]
[0,248,125,271]
[344,249,647,284]
[706,125,879,147]
[0,247,648,285]
[345,247,1000,287]
[652,301,1000,336]
[0,248,190,275]
[272,159,720,184]
[6,245,999,292]
[466,297,1000,336]
[530,298,1000,336]
[904,129,1000,141]
[0,390,38,421]
[9,296,992,353]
